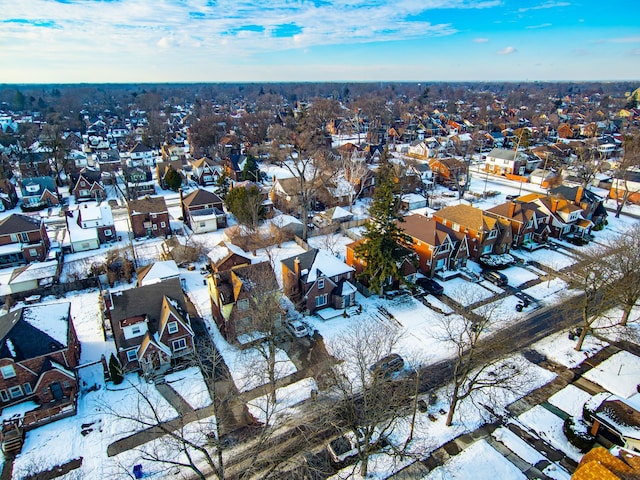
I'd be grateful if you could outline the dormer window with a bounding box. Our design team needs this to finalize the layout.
[167,321,179,334]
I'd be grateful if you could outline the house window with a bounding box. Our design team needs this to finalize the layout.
[23,383,32,394]
[237,299,249,311]
[131,325,141,335]
[315,294,328,307]
[63,381,70,388]
[126,349,138,362]
[104,229,112,236]
[488,229,497,239]
[0,390,8,402]
[482,244,492,254]
[160,222,166,228]
[1,365,16,379]
[318,279,325,290]
[172,338,187,352]
[9,385,23,399]
[167,321,179,334]
[29,248,37,256]
[20,233,29,242]
[152,224,158,230]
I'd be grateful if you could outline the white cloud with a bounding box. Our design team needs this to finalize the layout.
[474,38,489,43]
[518,2,570,13]
[496,46,516,55]
[526,23,552,29]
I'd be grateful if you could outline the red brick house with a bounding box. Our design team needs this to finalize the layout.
[517,192,592,240]
[207,241,253,273]
[71,173,106,202]
[207,261,279,342]
[0,213,50,267]
[281,249,356,313]
[0,179,19,212]
[127,196,171,238]
[433,204,510,259]
[400,214,470,277]
[103,278,194,376]
[0,302,80,425]
[485,201,550,249]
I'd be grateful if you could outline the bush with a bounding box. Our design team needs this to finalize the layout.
[108,353,124,385]
[563,417,595,452]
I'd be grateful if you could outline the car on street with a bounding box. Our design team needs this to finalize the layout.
[482,270,508,287]
[416,277,444,295]
[286,320,309,338]
[327,428,388,465]
[369,353,405,378]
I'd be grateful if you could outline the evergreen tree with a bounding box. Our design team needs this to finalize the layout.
[214,171,231,199]
[355,156,411,295]
[163,167,183,191]
[224,184,265,229]
[108,353,123,385]
[240,154,261,183]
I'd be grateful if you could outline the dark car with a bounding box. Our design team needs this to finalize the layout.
[482,270,508,287]
[566,235,589,246]
[416,277,444,295]
[369,354,404,377]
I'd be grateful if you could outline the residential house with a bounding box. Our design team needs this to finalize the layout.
[94,148,122,173]
[0,303,80,426]
[0,179,18,212]
[124,166,155,199]
[485,201,550,249]
[433,204,511,259]
[155,160,185,190]
[516,193,592,240]
[161,143,189,164]
[65,203,116,252]
[585,393,640,452]
[207,261,279,342]
[610,168,640,206]
[127,196,171,238]
[6,261,58,295]
[20,176,59,210]
[484,148,526,176]
[103,278,194,375]
[281,249,356,313]
[189,157,223,186]
[271,177,303,214]
[207,241,253,273]
[346,239,418,293]
[18,151,51,178]
[428,158,466,186]
[400,214,469,277]
[549,185,607,228]
[180,188,227,234]
[0,213,50,266]
[572,447,640,480]
[128,142,154,167]
[71,173,106,202]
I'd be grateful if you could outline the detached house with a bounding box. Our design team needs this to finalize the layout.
[128,142,154,167]
[180,188,227,234]
[485,201,550,250]
[433,204,511,259]
[484,148,526,176]
[104,278,194,376]
[517,193,592,240]
[207,261,279,342]
[189,157,223,186]
[65,203,116,252]
[20,176,59,210]
[0,214,50,266]
[400,214,469,277]
[207,241,253,273]
[282,249,356,313]
[127,196,171,238]
[0,179,18,212]
[71,173,106,202]
[0,303,80,427]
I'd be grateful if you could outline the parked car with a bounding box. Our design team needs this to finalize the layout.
[286,320,309,338]
[327,428,387,465]
[416,277,444,295]
[566,235,589,246]
[482,270,508,287]
[505,194,519,201]
[369,353,404,377]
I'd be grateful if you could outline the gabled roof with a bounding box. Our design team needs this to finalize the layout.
[0,213,42,235]
[208,241,253,268]
[485,201,543,224]
[0,303,71,361]
[182,188,223,208]
[281,248,353,284]
[127,196,168,215]
[136,260,180,287]
[401,214,461,246]
[213,261,278,306]
[130,142,152,153]
[435,204,496,232]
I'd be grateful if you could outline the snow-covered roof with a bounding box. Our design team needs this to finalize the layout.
[329,206,353,221]
[139,260,180,286]
[307,250,354,283]
[207,241,253,264]
[9,260,58,284]
[22,302,71,347]
[271,214,303,228]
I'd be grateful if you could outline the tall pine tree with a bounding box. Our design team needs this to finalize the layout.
[355,154,411,295]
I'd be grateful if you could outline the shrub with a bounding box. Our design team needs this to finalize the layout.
[563,417,595,452]
[108,353,124,385]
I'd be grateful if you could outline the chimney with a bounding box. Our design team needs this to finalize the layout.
[509,201,516,218]
[294,257,301,277]
[575,186,583,203]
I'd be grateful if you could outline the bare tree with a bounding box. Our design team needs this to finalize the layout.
[573,143,605,188]
[612,130,640,218]
[437,300,525,426]
[325,320,422,477]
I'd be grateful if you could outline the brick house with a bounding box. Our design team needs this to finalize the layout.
[189,157,223,186]
[180,188,227,234]
[207,241,253,273]
[103,278,194,376]
[71,173,106,202]
[281,249,356,313]
[0,213,50,266]
[485,201,551,249]
[399,214,470,277]
[127,196,171,238]
[0,303,80,424]
[433,204,510,259]
[516,193,592,240]
[207,261,279,342]
[0,179,19,212]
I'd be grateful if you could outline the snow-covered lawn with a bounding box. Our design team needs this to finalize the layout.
[532,328,608,368]
[422,439,527,480]
[547,385,592,418]
[582,351,640,399]
[502,265,539,287]
[165,367,213,410]
[247,377,317,425]
[440,277,496,306]
[517,406,583,462]
[492,426,546,465]
[517,248,577,270]
[523,278,569,305]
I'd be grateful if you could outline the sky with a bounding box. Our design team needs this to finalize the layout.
[1,0,639,83]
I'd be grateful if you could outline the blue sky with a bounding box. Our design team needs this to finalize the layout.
[1,0,638,83]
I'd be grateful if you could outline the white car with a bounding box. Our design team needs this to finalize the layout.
[286,320,308,338]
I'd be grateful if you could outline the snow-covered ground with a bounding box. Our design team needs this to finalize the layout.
[548,385,593,419]
[164,367,213,410]
[582,351,640,399]
[517,406,583,462]
[532,329,608,368]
